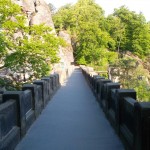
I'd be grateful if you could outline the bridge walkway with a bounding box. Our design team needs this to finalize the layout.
[16,68,124,150]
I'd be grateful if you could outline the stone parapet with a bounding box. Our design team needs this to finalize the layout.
[81,66,150,150]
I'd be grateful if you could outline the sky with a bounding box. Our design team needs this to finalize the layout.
[44,0,150,21]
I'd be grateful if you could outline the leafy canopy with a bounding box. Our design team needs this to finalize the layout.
[107,6,150,58]
[53,0,116,67]
[0,0,63,87]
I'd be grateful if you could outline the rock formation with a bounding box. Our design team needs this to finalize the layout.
[10,0,74,71]
[11,0,74,82]
[59,30,74,67]
[12,0,54,27]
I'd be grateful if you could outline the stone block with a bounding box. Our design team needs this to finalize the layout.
[54,73,60,88]
[37,85,43,110]
[97,79,112,104]
[50,75,55,92]
[33,80,48,107]
[0,94,2,104]
[95,77,105,98]
[3,91,26,136]
[109,89,118,130]
[41,77,52,99]
[115,89,136,134]
[0,100,20,149]
[22,84,42,118]
[92,75,100,90]
[2,90,35,136]
[119,97,137,150]
[134,102,150,150]
[103,82,120,114]
[23,90,35,131]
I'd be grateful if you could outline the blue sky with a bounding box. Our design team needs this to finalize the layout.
[44,0,150,21]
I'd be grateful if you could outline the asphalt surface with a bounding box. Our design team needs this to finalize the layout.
[16,68,124,150]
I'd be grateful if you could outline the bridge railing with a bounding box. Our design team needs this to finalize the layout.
[0,72,61,150]
[81,66,150,150]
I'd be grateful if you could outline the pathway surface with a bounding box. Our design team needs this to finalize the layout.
[16,68,124,150]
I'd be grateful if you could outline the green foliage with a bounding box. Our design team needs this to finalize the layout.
[105,15,125,52]
[53,0,116,68]
[54,0,150,101]
[76,56,86,65]
[111,6,150,58]
[0,33,6,58]
[134,81,150,102]
[126,64,150,100]
[53,4,75,32]
[0,77,18,90]
[106,6,150,101]
[0,0,21,23]
[111,57,150,101]
[0,0,62,87]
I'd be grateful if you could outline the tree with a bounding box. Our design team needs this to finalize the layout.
[4,25,61,80]
[53,4,75,31]
[110,56,150,101]
[53,0,116,67]
[105,15,125,54]
[0,0,63,88]
[113,6,150,58]
[0,33,6,61]
[53,1,150,102]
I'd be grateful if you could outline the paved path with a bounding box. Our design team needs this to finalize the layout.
[16,68,124,150]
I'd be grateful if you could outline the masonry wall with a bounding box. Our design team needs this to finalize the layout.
[0,72,63,150]
[81,66,150,150]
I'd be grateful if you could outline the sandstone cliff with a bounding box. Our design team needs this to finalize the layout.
[12,0,54,27]
[59,30,74,67]
[0,0,74,90]
[12,0,74,73]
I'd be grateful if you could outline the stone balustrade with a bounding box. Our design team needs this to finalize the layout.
[0,73,60,150]
[81,66,150,150]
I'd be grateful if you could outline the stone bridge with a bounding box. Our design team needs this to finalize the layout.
[0,67,150,150]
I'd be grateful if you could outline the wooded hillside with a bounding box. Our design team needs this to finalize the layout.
[52,0,150,101]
